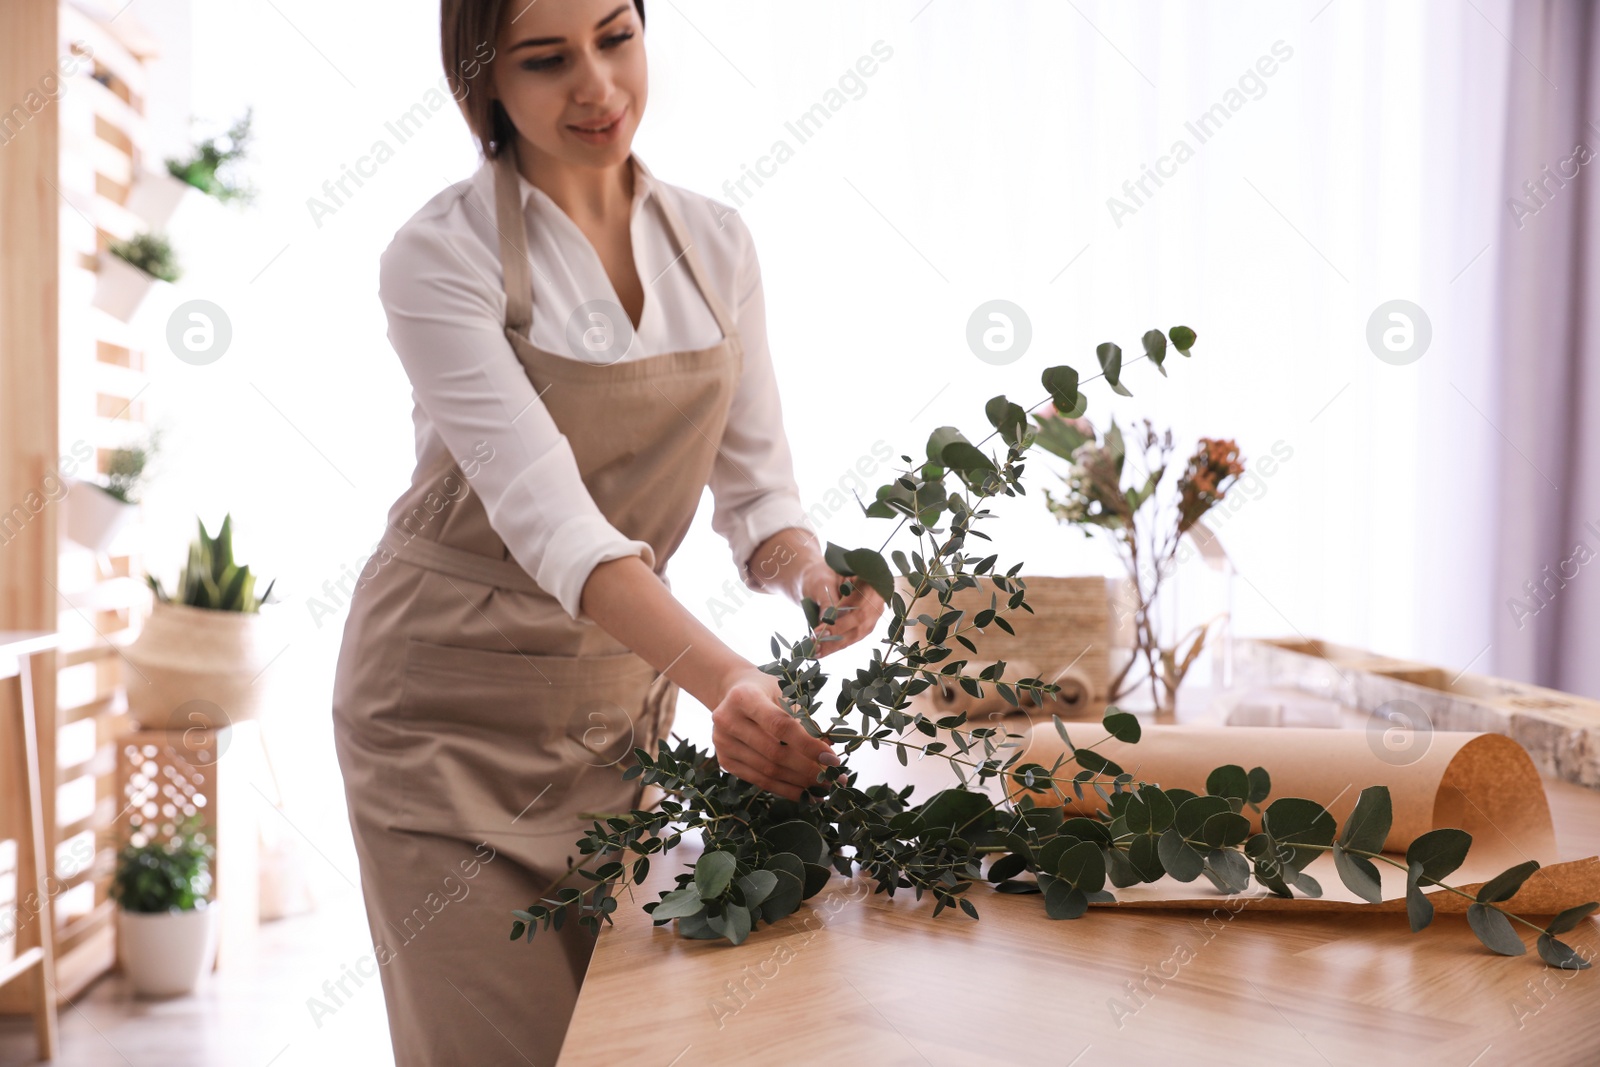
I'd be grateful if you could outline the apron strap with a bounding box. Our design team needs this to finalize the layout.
[493,147,535,337]
[641,158,740,347]
[492,143,739,350]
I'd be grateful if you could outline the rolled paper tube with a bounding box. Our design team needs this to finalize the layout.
[1004,723,1600,914]
[1035,667,1095,715]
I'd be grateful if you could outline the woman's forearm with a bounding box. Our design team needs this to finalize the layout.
[578,554,752,708]
[741,526,825,603]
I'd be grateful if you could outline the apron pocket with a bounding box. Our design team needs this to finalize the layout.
[391,637,660,839]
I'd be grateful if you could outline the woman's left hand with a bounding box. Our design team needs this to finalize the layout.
[800,562,885,655]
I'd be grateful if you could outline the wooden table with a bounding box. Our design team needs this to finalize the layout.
[559,726,1600,1066]
[0,631,59,1062]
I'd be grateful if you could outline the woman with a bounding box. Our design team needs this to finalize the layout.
[331,0,885,1062]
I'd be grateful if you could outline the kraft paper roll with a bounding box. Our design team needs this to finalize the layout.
[1007,724,1600,915]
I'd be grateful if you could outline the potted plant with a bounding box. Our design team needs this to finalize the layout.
[112,818,217,997]
[93,231,182,322]
[127,108,255,232]
[63,430,162,555]
[125,514,278,733]
[164,107,256,206]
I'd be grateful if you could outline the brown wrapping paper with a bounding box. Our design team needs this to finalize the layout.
[1008,724,1600,914]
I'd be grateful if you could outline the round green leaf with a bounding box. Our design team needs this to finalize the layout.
[1157,828,1205,882]
[1102,710,1141,744]
[766,821,828,866]
[759,853,806,923]
[1405,828,1473,883]
[1056,841,1106,893]
[1205,765,1250,802]
[694,852,737,900]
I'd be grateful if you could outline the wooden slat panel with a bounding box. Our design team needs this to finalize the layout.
[92,115,132,157]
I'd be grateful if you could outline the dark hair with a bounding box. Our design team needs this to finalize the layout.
[442,0,645,160]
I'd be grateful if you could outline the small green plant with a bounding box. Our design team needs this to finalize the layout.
[166,107,256,205]
[109,231,181,283]
[111,818,214,913]
[100,428,163,505]
[147,513,276,612]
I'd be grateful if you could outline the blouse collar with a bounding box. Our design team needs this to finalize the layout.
[479,152,655,223]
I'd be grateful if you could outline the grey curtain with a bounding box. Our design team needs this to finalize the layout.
[1493,0,1600,698]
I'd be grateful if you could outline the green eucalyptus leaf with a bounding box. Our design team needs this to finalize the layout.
[1202,848,1251,894]
[1475,860,1540,904]
[759,853,806,923]
[1056,841,1106,893]
[1466,903,1526,956]
[918,788,996,835]
[1170,325,1198,354]
[1126,835,1165,882]
[676,910,724,940]
[1290,871,1323,898]
[1544,901,1599,936]
[765,821,827,866]
[651,885,705,920]
[707,903,754,945]
[925,426,969,465]
[1141,329,1168,376]
[1337,786,1393,855]
[1073,748,1123,777]
[1246,767,1271,805]
[1175,795,1232,838]
[988,853,1030,883]
[1405,860,1435,932]
[840,547,894,603]
[1536,934,1592,970]
[802,862,832,898]
[737,871,779,910]
[1096,342,1133,396]
[1198,811,1252,850]
[1205,765,1250,803]
[1104,845,1142,889]
[1333,844,1383,905]
[1059,818,1114,847]
[1041,875,1089,920]
[1041,365,1081,414]
[1103,709,1141,743]
[1262,797,1336,874]
[695,851,737,900]
[1405,828,1473,883]
[1157,828,1205,882]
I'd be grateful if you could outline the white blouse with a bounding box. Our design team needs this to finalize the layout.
[376,155,809,622]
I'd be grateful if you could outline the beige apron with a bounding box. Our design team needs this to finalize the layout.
[332,141,742,1066]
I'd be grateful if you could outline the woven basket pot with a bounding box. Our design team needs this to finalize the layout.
[892,574,1113,718]
[123,601,275,731]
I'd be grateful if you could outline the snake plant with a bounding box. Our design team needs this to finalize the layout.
[146,514,275,613]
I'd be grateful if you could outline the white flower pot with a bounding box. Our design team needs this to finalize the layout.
[124,601,277,731]
[92,251,159,322]
[118,904,218,997]
[62,475,139,554]
[126,168,194,231]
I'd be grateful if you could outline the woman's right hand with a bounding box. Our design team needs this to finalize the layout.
[711,667,842,801]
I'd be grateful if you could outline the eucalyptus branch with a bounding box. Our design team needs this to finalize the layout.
[505,326,1594,970]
